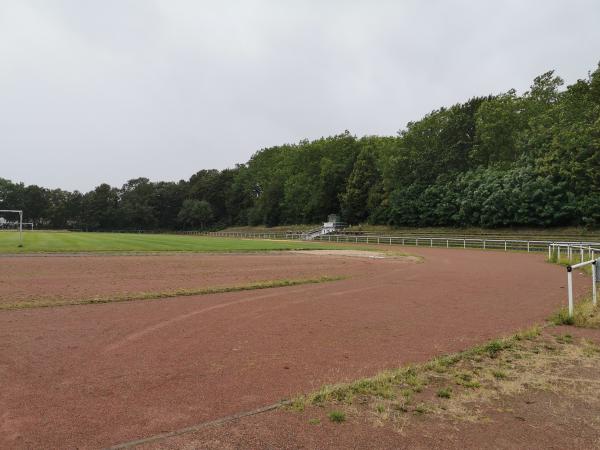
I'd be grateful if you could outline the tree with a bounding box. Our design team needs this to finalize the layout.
[177,199,214,229]
[340,147,380,224]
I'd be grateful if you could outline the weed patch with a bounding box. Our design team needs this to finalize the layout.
[328,410,346,423]
[437,387,452,399]
[550,297,600,328]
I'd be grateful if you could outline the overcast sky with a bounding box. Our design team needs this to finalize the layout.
[1,1,599,192]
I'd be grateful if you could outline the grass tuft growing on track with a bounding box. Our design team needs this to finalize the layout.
[0,275,346,310]
[289,326,542,411]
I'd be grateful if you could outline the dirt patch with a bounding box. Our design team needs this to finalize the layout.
[0,248,591,448]
[292,249,417,260]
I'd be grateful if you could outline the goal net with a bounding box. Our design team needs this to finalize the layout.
[0,210,24,246]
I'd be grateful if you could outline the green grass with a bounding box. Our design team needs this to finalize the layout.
[0,275,345,310]
[550,297,600,328]
[436,387,452,399]
[0,231,347,254]
[328,410,346,423]
[491,370,507,380]
[547,251,594,275]
[290,326,542,412]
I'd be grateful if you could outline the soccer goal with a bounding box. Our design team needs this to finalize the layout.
[0,209,24,247]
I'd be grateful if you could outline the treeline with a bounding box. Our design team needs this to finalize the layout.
[1,65,599,230]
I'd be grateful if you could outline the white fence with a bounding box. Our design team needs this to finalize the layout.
[549,243,600,317]
[197,230,600,254]
[193,230,600,318]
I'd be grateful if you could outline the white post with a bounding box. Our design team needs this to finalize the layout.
[527,241,530,252]
[558,245,561,261]
[463,239,466,249]
[446,239,449,248]
[505,240,507,251]
[593,260,597,307]
[483,240,486,250]
[580,246,584,263]
[19,211,23,246]
[567,267,574,317]
[548,245,551,260]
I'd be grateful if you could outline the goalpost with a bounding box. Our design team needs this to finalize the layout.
[0,210,24,246]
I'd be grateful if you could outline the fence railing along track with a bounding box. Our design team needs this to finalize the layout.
[195,231,600,254]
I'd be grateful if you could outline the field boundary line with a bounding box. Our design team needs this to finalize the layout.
[105,400,290,449]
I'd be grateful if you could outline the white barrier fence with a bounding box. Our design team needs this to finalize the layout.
[566,258,598,317]
[549,243,600,317]
[197,231,600,319]
[198,230,600,254]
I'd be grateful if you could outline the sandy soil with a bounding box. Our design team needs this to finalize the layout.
[0,248,590,448]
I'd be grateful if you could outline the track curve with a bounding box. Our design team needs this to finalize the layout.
[0,248,589,448]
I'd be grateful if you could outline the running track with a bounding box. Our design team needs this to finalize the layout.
[0,248,588,448]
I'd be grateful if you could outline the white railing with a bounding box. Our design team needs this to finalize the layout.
[191,230,600,254]
[548,243,600,263]
[193,230,600,318]
[548,243,600,317]
[565,258,599,317]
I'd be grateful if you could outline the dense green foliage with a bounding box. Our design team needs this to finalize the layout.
[1,65,599,229]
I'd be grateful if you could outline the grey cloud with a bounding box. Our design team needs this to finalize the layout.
[1,0,599,191]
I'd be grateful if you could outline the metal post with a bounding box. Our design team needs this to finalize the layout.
[430,238,432,247]
[592,260,597,307]
[558,245,561,261]
[580,246,584,263]
[19,211,23,246]
[505,240,507,251]
[548,245,551,260]
[446,239,449,248]
[527,241,530,252]
[567,266,574,317]
[463,239,466,249]
[483,240,486,250]
[416,238,418,246]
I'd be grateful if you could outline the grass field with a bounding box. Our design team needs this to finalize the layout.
[0,231,337,253]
